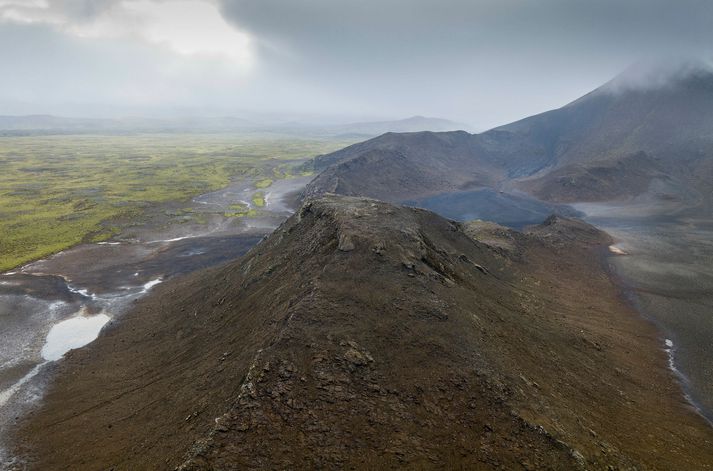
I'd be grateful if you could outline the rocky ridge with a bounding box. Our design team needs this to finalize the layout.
[14,195,713,470]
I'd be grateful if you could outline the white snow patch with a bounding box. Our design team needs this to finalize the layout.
[609,245,627,255]
[147,235,192,244]
[67,284,97,300]
[664,338,679,373]
[140,278,163,293]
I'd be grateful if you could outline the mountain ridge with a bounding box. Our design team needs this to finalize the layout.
[14,195,713,469]
[0,114,467,138]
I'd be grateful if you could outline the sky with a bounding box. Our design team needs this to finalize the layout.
[1,0,713,129]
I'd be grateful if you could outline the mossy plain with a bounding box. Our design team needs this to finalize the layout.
[0,133,350,271]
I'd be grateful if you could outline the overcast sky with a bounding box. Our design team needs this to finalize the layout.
[1,0,712,129]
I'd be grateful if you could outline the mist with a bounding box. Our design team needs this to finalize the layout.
[1,0,713,129]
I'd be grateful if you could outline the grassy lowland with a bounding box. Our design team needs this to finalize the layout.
[0,133,351,271]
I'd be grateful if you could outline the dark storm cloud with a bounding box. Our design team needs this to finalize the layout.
[2,1,713,127]
[219,0,713,61]
[218,0,713,127]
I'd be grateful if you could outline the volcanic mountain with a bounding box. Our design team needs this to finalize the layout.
[14,195,713,469]
[303,62,713,205]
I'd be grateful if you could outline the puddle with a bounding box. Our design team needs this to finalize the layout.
[40,311,111,362]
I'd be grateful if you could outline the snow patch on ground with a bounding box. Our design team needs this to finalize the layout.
[608,244,628,255]
[140,278,163,294]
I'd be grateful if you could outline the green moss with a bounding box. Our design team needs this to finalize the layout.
[225,202,253,217]
[228,202,249,211]
[252,191,266,207]
[0,133,356,271]
[255,178,273,189]
[224,208,258,218]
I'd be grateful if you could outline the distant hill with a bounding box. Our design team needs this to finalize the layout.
[304,63,713,205]
[0,115,116,132]
[0,115,260,135]
[16,196,713,469]
[0,114,467,138]
[331,115,468,137]
[237,115,468,139]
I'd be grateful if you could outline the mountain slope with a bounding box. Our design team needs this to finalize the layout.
[517,151,668,202]
[303,131,502,202]
[304,64,713,204]
[14,196,713,470]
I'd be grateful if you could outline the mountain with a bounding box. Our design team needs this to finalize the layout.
[14,196,713,470]
[235,116,468,139]
[303,131,501,202]
[303,63,713,205]
[0,114,466,138]
[330,115,469,137]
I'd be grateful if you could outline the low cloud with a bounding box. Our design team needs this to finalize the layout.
[2,0,713,127]
[216,0,713,126]
[0,0,252,64]
[602,57,713,94]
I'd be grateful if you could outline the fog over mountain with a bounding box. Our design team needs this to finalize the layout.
[2,0,713,127]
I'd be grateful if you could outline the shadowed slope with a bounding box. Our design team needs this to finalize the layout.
[14,196,713,470]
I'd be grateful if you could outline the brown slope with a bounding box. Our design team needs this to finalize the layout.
[13,196,713,470]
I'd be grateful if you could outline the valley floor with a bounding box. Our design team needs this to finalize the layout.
[574,200,713,424]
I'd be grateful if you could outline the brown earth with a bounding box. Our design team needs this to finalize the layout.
[12,195,713,470]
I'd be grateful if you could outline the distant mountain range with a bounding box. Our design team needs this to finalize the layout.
[327,115,468,137]
[304,63,713,207]
[0,114,467,138]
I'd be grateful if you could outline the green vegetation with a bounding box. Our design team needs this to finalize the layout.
[251,191,266,207]
[0,133,352,271]
[224,202,257,218]
[255,178,273,189]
